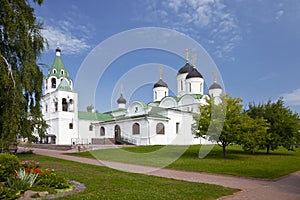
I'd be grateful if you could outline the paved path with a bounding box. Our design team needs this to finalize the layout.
[23,147,300,200]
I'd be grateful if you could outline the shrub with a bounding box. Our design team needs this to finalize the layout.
[37,169,71,190]
[0,185,20,200]
[0,153,21,181]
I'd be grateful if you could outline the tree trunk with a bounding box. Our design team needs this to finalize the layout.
[222,144,227,158]
[266,145,270,154]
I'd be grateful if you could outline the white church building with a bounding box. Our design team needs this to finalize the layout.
[41,47,222,145]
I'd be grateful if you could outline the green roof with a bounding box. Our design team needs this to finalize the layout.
[191,94,203,99]
[78,111,113,121]
[57,79,72,92]
[47,50,71,81]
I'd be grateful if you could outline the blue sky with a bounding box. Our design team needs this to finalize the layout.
[33,0,300,113]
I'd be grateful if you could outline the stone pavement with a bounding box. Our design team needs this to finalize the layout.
[22,147,300,200]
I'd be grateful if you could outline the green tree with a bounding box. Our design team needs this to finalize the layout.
[237,114,270,154]
[0,0,47,151]
[247,99,300,154]
[193,94,244,157]
[86,105,94,112]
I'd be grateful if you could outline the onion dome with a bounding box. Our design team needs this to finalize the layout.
[177,62,193,75]
[117,94,126,104]
[153,79,168,88]
[209,82,222,90]
[186,67,203,79]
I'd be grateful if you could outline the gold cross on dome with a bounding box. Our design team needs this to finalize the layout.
[191,54,197,68]
[185,48,190,63]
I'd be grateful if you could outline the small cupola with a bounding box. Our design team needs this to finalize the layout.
[153,67,169,102]
[209,71,223,100]
[117,85,126,109]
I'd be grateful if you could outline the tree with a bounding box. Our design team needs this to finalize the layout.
[247,99,300,154]
[193,94,245,157]
[0,0,47,151]
[86,105,94,112]
[237,114,270,154]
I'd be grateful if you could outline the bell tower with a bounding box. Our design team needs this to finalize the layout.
[41,47,78,144]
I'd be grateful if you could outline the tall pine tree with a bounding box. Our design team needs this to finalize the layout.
[0,0,47,151]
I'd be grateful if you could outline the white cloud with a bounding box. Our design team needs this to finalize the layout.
[275,10,284,20]
[281,89,300,106]
[39,5,93,55]
[140,0,241,59]
[42,26,90,55]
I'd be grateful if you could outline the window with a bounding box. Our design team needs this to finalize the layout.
[176,122,180,134]
[51,78,56,88]
[200,83,202,92]
[69,99,74,112]
[180,80,183,91]
[155,91,157,100]
[69,123,73,129]
[62,98,68,111]
[189,82,191,92]
[54,102,58,112]
[45,104,48,112]
[156,123,165,135]
[89,125,93,131]
[53,69,57,74]
[135,106,138,113]
[60,70,64,75]
[165,91,167,97]
[132,123,140,135]
[100,127,105,136]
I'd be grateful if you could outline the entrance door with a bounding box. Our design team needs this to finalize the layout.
[114,125,121,144]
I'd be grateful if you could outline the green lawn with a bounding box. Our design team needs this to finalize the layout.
[70,145,300,179]
[17,154,237,200]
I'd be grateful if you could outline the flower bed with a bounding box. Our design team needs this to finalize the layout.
[0,154,73,199]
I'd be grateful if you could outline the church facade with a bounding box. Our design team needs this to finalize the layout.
[41,48,222,145]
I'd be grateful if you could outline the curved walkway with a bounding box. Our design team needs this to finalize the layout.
[23,147,300,200]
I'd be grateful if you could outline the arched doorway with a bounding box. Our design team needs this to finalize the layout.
[114,125,121,144]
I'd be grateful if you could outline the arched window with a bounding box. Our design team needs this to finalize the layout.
[62,98,68,111]
[132,123,140,135]
[69,99,74,112]
[54,102,58,112]
[51,78,56,88]
[200,83,202,92]
[89,124,93,131]
[100,127,105,136]
[69,123,73,129]
[156,123,165,135]
[60,70,64,75]
[155,91,157,100]
[45,79,48,90]
[53,69,57,74]
[181,80,183,91]
[189,83,192,92]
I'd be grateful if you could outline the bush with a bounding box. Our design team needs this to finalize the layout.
[0,153,21,181]
[37,169,71,190]
[0,185,20,200]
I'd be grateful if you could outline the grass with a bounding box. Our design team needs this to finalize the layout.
[70,145,300,179]
[17,153,237,200]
